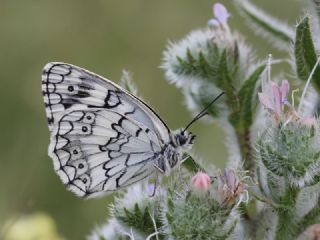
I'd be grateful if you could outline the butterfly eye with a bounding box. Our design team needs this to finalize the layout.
[178,135,187,145]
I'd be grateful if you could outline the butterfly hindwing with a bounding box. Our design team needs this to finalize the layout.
[50,108,162,197]
[42,62,170,142]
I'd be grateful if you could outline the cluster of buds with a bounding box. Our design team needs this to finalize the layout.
[191,169,247,206]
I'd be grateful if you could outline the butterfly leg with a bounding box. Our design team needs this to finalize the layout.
[149,165,163,197]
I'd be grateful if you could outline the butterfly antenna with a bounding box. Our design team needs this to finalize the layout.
[183,92,225,132]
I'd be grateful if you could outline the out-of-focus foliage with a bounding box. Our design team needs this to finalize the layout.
[2,213,63,240]
[0,0,300,239]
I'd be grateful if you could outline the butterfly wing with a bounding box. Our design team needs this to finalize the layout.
[42,62,172,197]
[50,108,162,198]
[42,62,171,142]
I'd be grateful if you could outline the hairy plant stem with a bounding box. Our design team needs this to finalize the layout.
[228,98,257,222]
[275,186,300,240]
[227,108,255,173]
[237,128,254,173]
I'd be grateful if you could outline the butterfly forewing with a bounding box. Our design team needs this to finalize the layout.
[42,62,172,197]
[42,62,171,141]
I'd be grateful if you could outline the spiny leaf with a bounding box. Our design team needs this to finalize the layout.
[217,49,233,94]
[238,64,266,129]
[176,55,194,74]
[173,44,219,81]
[116,204,156,236]
[134,203,142,220]
[199,51,213,77]
[294,16,320,92]
[186,48,196,64]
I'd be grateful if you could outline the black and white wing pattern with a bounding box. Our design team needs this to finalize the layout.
[50,109,162,198]
[42,62,172,198]
[42,62,171,141]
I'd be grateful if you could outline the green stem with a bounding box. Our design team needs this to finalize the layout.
[228,104,256,220]
[275,186,300,240]
[237,128,254,172]
[228,108,255,173]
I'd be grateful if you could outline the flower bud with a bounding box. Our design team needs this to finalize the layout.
[215,169,246,206]
[191,171,212,192]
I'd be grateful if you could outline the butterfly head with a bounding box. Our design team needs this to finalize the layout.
[173,129,195,151]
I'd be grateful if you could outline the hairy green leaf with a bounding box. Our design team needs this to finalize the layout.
[295,16,320,92]
[238,64,266,129]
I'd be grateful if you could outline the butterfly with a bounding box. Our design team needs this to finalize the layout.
[42,62,202,198]
[42,62,224,198]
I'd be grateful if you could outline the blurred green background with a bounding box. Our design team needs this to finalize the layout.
[0,0,301,239]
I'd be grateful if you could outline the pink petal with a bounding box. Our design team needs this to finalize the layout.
[280,80,289,103]
[225,169,236,192]
[191,172,211,192]
[213,3,230,25]
[217,174,225,190]
[272,82,282,114]
[258,93,274,110]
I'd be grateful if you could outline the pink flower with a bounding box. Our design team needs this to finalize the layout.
[216,169,246,206]
[258,80,317,125]
[258,80,290,122]
[208,3,231,27]
[191,171,211,192]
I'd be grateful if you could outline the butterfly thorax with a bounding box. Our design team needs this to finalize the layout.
[156,130,195,172]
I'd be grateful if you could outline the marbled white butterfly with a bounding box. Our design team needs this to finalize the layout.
[42,62,222,198]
